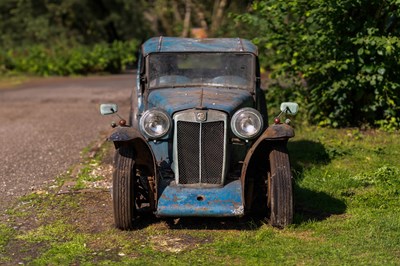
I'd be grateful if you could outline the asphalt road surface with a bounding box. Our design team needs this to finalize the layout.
[0,75,133,213]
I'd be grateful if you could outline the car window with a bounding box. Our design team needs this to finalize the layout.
[147,53,255,89]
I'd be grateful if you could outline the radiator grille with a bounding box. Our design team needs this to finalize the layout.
[177,122,200,184]
[201,122,224,183]
[174,111,226,185]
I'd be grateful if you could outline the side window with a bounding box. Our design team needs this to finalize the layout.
[138,52,146,93]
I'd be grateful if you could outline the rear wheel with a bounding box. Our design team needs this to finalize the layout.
[113,146,136,230]
[268,142,293,228]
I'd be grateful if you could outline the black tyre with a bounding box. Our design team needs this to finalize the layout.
[113,146,136,230]
[268,142,293,228]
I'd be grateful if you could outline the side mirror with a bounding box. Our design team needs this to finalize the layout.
[280,102,299,115]
[100,103,118,115]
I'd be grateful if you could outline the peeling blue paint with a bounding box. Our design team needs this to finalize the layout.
[149,139,171,164]
[142,37,258,56]
[147,87,254,116]
[156,180,244,217]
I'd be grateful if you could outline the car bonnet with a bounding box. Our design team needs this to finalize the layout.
[146,87,254,116]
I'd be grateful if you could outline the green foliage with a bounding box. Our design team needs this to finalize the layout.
[237,0,400,129]
[0,1,254,76]
[2,40,138,76]
[0,0,150,48]
[0,0,144,76]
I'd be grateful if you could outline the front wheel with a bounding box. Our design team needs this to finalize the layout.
[113,146,136,230]
[268,142,293,228]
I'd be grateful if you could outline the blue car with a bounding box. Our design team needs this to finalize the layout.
[100,37,298,229]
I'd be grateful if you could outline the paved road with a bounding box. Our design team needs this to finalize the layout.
[0,75,133,213]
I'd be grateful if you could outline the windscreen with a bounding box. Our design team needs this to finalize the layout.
[147,53,255,89]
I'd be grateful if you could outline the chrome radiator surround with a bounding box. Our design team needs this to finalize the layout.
[173,109,228,185]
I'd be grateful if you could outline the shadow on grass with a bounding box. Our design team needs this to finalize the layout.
[133,200,346,231]
[132,140,346,230]
[288,140,347,224]
[164,216,267,230]
[288,140,331,180]
[294,186,347,224]
[132,211,266,231]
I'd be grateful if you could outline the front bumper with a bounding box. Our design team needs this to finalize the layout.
[156,180,244,217]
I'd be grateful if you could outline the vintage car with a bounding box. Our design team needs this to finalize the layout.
[100,37,298,230]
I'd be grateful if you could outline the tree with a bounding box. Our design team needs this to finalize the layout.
[238,0,400,130]
[0,0,151,48]
[142,0,252,37]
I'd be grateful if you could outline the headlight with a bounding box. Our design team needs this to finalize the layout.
[231,108,263,139]
[140,109,171,139]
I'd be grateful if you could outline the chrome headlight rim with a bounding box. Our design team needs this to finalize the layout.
[139,108,172,139]
[231,107,263,139]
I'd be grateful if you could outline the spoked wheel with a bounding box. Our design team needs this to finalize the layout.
[267,141,293,228]
[113,145,153,230]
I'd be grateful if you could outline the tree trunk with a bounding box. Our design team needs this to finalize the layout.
[156,0,174,36]
[172,0,183,23]
[181,0,191,37]
[192,2,208,33]
[210,0,228,36]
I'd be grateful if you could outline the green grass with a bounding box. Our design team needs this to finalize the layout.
[73,140,112,190]
[0,225,15,253]
[1,126,399,265]
[0,74,28,90]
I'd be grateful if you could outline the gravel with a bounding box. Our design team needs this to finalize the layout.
[0,75,133,213]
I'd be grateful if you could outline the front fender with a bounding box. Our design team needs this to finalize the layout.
[108,126,156,175]
[108,126,158,209]
[258,123,294,140]
[108,126,143,143]
[240,123,294,208]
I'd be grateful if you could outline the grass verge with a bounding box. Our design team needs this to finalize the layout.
[0,75,29,90]
[1,127,399,265]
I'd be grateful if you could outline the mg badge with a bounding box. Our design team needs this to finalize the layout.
[196,111,207,122]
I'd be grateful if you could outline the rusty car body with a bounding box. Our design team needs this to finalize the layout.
[100,37,298,229]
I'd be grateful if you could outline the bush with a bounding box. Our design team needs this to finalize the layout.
[237,0,400,130]
[2,40,139,76]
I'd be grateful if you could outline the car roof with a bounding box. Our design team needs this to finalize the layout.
[141,37,258,56]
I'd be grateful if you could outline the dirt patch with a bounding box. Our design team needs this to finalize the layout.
[150,234,208,253]
[69,191,114,233]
